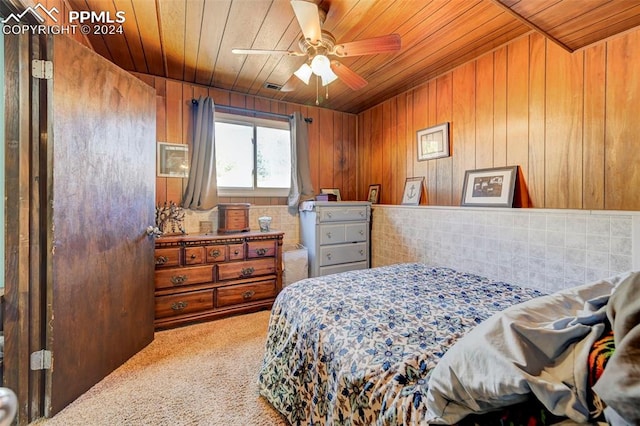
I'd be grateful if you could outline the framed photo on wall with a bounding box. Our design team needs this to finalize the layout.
[401,177,424,205]
[461,166,518,207]
[417,122,449,161]
[157,142,189,178]
[367,184,380,204]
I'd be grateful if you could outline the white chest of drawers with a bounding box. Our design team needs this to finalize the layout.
[300,201,371,278]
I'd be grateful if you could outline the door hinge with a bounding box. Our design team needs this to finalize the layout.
[30,350,52,370]
[32,59,53,79]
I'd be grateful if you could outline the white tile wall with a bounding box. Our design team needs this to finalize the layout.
[371,206,640,293]
[182,205,300,248]
[179,204,640,293]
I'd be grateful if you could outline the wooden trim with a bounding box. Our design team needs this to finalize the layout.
[488,0,574,53]
[3,30,43,424]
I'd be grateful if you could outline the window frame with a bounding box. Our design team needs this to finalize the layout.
[214,112,291,198]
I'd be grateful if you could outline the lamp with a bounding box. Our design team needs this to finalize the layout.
[294,54,337,87]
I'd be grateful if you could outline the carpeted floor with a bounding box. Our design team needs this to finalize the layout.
[30,310,289,425]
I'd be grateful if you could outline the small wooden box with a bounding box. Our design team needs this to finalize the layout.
[315,194,337,201]
[217,203,250,233]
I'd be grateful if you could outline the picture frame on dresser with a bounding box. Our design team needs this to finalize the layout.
[417,122,449,161]
[401,177,424,205]
[367,184,380,204]
[460,166,518,207]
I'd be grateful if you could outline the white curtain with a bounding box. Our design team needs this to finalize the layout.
[287,112,315,214]
[182,97,218,210]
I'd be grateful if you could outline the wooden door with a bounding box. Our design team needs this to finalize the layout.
[43,35,156,415]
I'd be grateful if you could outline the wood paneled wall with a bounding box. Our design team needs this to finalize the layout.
[134,74,358,207]
[41,0,91,47]
[357,29,640,211]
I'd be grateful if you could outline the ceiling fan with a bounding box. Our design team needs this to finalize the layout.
[232,0,401,100]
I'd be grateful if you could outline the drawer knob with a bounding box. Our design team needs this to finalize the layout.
[234,249,240,255]
[326,253,332,260]
[240,267,255,277]
[359,230,364,235]
[326,232,332,238]
[155,256,168,266]
[255,248,268,256]
[360,211,364,216]
[190,254,197,259]
[209,249,221,258]
[360,249,364,255]
[327,212,332,218]
[170,275,188,285]
[171,301,188,311]
[242,290,256,300]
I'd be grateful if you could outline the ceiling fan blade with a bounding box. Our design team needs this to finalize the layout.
[290,0,322,44]
[330,60,368,90]
[232,48,304,56]
[280,74,302,92]
[332,34,401,57]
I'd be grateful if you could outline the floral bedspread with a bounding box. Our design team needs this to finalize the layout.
[257,263,545,425]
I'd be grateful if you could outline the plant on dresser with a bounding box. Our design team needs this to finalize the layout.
[153,231,283,329]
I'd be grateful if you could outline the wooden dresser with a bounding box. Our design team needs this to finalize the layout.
[153,231,284,329]
[300,201,371,278]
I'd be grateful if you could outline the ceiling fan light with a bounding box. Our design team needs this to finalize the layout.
[294,63,313,84]
[321,69,338,86]
[310,54,330,76]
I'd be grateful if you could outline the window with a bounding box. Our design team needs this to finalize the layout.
[214,113,291,197]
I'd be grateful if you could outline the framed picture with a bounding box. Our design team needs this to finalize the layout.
[157,142,189,178]
[320,188,341,201]
[417,122,450,161]
[461,166,518,207]
[401,177,424,205]
[367,184,380,204]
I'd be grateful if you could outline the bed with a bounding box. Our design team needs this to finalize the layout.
[258,263,640,426]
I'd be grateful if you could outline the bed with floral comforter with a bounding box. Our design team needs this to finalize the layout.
[257,263,546,425]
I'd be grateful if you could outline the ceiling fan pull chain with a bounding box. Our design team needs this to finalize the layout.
[326,84,329,100]
[316,75,320,105]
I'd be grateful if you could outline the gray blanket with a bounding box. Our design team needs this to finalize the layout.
[425,272,640,424]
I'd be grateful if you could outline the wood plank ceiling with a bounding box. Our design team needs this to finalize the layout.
[67,0,640,114]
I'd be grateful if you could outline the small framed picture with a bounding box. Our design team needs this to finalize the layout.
[367,184,380,204]
[157,142,189,178]
[417,122,449,161]
[320,188,341,201]
[401,177,424,205]
[461,166,518,207]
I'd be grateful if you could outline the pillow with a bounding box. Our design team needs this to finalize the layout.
[592,271,640,425]
[425,276,622,425]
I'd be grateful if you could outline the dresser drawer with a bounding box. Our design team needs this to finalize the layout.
[217,258,276,281]
[155,248,180,268]
[155,289,214,318]
[216,279,276,308]
[319,261,369,277]
[320,223,367,245]
[319,243,367,267]
[184,247,205,265]
[228,243,245,260]
[247,240,276,258]
[205,244,227,263]
[155,265,213,290]
[318,206,368,222]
